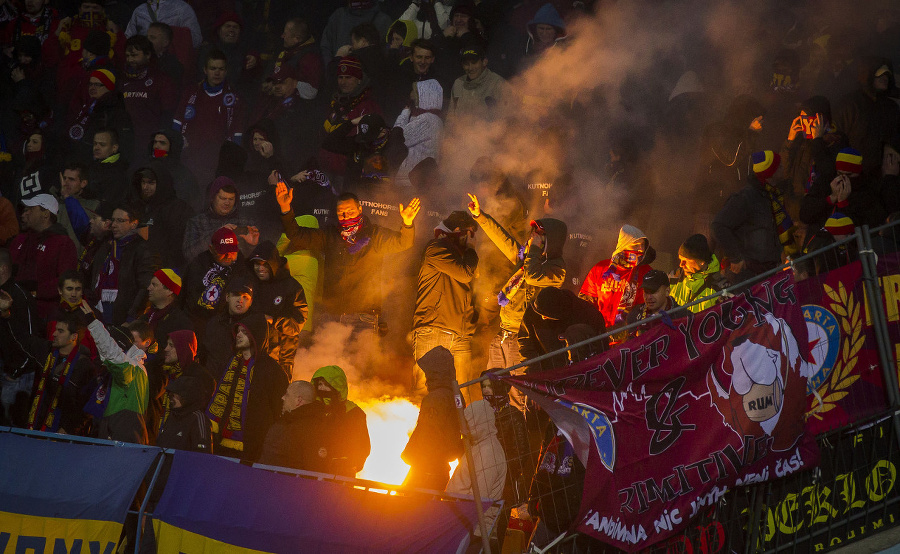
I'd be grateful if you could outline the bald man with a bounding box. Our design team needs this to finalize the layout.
[258,380,329,471]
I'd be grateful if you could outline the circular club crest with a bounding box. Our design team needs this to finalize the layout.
[203,284,221,305]
[184,106,196,120]
[557,399,617,471]
[273,296,283,305]
[803,304,841,393]
[69,124,84,140]
[145,78,153,86]
[223,93,236,107]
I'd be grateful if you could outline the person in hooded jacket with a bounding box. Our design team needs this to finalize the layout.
[130,164,193,270]
[579,224,655,329]
[258,380,329,471]
[402,346,463,490]
[182,176,260,262]
[320,0,393,61]
[145,130,202,212]
[520,2,566,70]
[156,375,213,452]
[519,286,608,371]
[206,313,287,461]
[447,399,507,546]
[238,120,291,243]
[699,94,766,213]
[480,370,531,544]
[833,58,900,180]
[312,364,371,476]
[467,193,567,377]
[154,331,214,450]
[81,303,153,444]
[393,79,443,188]
[248,241,308,377]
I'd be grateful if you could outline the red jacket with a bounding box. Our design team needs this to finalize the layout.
[579,260,651,328]
[9,223,78,319]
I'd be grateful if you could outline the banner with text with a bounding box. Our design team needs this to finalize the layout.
[507,272,820,552]
[0,433,158,554]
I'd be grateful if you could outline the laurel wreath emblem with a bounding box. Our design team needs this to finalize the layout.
[807,282,864,418]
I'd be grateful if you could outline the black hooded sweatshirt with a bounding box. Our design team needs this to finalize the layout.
[130,162,194,270]
[145,129,202,213]
[402,346,463,491]
[156,375,213,452]
[248,240,308,375]
[834,57,900,179]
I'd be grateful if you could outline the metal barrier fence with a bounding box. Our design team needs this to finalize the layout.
[455,219,900,553]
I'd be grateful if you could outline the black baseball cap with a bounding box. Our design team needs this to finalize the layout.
[641,270,670,292]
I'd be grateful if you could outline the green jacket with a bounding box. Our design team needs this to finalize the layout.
[474,211,567,332]
[670,255,729,313]
[87,319,148,417]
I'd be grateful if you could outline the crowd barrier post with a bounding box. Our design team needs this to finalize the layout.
[858,226,900,407]
[452,377,493,554]
[133,451,166,554]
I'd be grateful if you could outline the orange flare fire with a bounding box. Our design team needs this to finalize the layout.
[356,397,459,486]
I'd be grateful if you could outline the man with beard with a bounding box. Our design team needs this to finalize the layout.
[206,314,286,461]
[182,177,259,262]
[412,211,478,397]
[121,35,177,150]
[319,56,381,179]
[248,241,308,377]
[22,314,96,434]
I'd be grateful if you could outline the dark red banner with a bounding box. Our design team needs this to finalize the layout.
[799,261,888,435]
[507,272,820,552]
